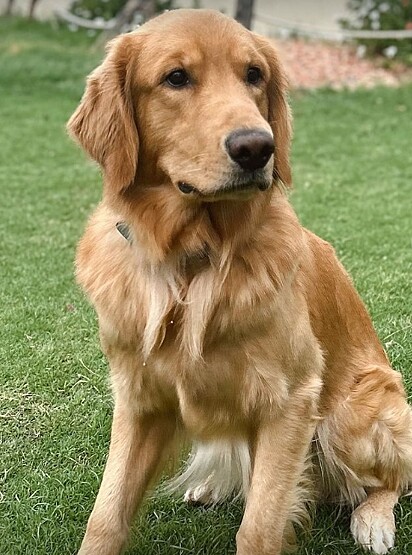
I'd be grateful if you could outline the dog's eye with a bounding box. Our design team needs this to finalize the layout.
[166,69,190,88]
[246,66,262,85]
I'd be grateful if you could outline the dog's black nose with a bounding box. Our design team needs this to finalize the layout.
[226,129,274,171]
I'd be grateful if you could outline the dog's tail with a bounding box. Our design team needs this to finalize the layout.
[163,438,314,530]
[163,439,251,505]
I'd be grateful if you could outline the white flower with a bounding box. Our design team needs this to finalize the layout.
[379,2,390,12]
[279,28,291,39]
[383,45,398,58]
[359,7,368,17]
[371,20,381,29]
[370,10,380,20]
[356,44,367,58]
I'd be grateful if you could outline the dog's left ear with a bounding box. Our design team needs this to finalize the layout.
[67,34,139,194]
[253,35,292,187]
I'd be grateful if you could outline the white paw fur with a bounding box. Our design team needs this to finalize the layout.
[184,475,222,505]
[350,503,395,554]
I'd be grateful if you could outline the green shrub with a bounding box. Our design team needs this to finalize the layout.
[341,0,412,63]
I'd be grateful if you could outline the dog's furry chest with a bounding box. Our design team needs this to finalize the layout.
[102,294,320,439]
[106,337,291,438]
[80,207,322,435]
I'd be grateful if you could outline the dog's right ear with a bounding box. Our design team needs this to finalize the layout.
[67,34,139,194]
[252,34,292,188]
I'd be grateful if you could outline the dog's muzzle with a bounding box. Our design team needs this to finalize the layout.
[177,129,274,198]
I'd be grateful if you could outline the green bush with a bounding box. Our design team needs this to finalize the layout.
[341,0,412,63]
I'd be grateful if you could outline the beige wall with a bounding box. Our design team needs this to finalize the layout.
[177,0,349,35]
[0,0,72,19]
[1,0,350,37]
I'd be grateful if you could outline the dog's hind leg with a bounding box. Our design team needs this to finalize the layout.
[316,364,412,554]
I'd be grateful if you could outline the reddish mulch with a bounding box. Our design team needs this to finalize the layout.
[274,39,412,90]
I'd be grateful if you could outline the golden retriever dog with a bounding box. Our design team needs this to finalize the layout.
[68,9,412,555]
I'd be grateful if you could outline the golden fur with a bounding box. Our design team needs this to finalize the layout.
[68,9,412,555]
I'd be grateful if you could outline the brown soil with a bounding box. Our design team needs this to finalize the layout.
[274,39,412,89]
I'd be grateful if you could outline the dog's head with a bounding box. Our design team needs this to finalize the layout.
[68,9,292,202]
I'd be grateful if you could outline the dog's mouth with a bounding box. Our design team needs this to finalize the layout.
[177,175,271,201]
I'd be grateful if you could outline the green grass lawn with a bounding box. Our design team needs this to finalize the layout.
[0,17,411,555]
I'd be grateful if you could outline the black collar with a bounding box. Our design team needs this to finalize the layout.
[115,221,210,267]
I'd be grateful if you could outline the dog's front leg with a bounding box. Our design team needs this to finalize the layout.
[236,376,321,555]
[78,408,175,555]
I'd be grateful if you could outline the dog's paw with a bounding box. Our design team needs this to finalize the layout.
[183,481,219,505]
[350,502,395,554]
